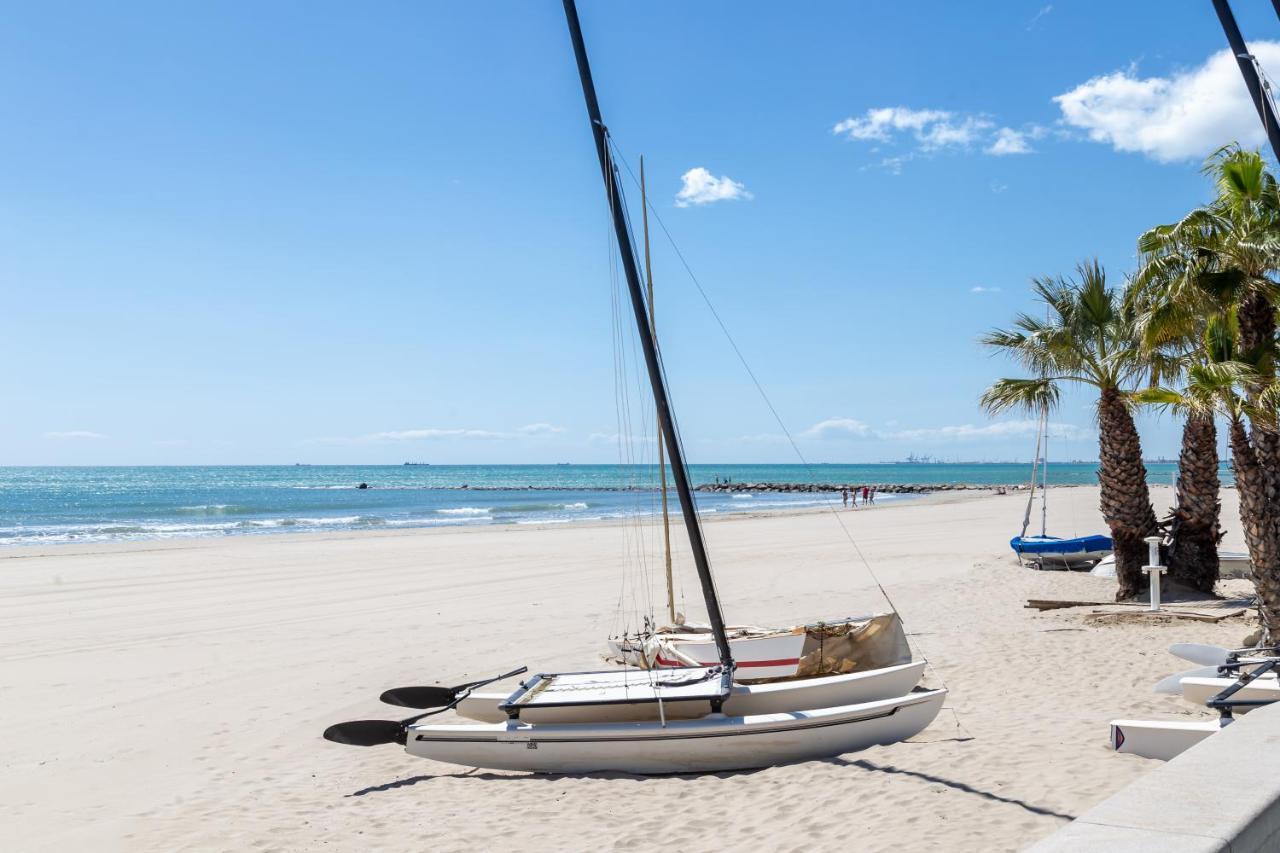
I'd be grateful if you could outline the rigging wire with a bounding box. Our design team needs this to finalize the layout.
[605,135,969,732]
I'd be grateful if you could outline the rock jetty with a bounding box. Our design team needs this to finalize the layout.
[696,482,1025,494]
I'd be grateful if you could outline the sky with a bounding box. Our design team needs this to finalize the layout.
[5,1,1280,466]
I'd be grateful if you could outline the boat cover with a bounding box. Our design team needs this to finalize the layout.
[1011,534,1112,557]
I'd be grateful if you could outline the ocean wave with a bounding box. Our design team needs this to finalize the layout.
[435,507,492,517]
[731,494,754,500]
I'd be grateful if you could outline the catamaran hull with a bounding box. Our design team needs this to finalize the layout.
[408,689,945,774]
[456,660,928,724]
[1181,676,1280,713]
[1110,718,1224,761]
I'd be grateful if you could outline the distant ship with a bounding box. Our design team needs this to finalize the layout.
[403,462,430,466]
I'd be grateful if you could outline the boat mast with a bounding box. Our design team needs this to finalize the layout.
[1019,405,1044,544]
[1040,406,1049,538]
[562,0,733,669]
[641,155,677,625]
[1213,0,1280,161]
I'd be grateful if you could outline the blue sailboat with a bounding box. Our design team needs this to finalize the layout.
[1010,408,1112,568]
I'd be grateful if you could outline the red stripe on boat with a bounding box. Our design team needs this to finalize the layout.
[654,655,800,668]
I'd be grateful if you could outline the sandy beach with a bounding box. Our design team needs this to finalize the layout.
[2,485,1255,852]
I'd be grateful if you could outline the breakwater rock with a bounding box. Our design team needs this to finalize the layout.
[695,482,1026,494]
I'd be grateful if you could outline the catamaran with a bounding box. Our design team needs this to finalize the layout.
[321,0,944,774]
[1009,404,1112,567]
[1111,644,1279,761]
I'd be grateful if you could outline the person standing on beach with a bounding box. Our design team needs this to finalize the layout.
[869,487,876,504]
[862,486,870,505]
[841,488,848,508]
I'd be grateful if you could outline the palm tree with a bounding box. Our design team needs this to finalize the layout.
[1130,310,1238,593]
[981,261,1159,600]
[1136,145,1280,639]
[1129,222,1232,593]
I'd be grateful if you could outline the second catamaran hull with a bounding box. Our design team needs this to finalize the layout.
[456,660,928,723]
[409,689,946,774]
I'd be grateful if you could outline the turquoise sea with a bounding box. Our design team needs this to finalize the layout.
[0,462,1200,546]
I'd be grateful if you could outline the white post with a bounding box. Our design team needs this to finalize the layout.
[1142,535,1166,613]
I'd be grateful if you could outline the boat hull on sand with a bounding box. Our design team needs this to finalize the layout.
[1181,676,1280,713]
[457,660,927,724]
[1110,718,1224,761]
[409,689,946,774]
[1011,534,1112,568]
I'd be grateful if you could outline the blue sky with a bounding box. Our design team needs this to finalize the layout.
[5,1,1280,465]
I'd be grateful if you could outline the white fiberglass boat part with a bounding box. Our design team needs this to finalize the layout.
[1110,718,1225,761]
[1181,676,1280,713]
[457,660,927,724]
[408,689,946,774]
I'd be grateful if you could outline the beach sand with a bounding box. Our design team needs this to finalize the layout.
[1,485,1255,852]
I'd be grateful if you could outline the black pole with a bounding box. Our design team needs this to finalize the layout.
[1212,0,1280,162]
[561,0,733,670]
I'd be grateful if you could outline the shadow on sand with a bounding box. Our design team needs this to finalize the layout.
[347,766,764,797]
[832,758,1076,821]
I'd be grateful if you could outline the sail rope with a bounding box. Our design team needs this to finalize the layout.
[604,136,969,732]
[602,131,731,637]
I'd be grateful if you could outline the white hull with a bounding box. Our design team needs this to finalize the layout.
[408,689,946,774]
[1028,549,1110,568]
[456,660,927,723]
[609,629,806,681]
[1092,550,1253,580]
[1110,718,1225,761]
[1180,676,1280,713]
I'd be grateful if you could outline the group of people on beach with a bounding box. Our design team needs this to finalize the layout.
[840,486,874,508]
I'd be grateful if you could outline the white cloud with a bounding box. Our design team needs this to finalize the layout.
[516,423,566,435]
[970,285,1002,293]
[370,428,508,441]
[587,431,657,446]
[794,417,1089,443]
[834,108,993,151]
[674,168,752,207]
[44,430,105,440]
[801,417,874,439]
[886,420,1091,442]
[987,127,1033,155]
[1054,42,1280,162]
[1027,4,1053,31]
[834,108,1041,166]
[308,424,566,445]
[834,107,951,142]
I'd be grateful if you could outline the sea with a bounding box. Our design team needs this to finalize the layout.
[0,462,1201,547]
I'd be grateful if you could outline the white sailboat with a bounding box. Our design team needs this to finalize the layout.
[320,0,944,774]
[1009,405,1112,568]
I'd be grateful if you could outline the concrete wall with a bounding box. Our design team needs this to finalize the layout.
[1028,702,1280,852]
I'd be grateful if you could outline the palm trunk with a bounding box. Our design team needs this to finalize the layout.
[1164,413,1221,594]
[1230,417,1280,641]
[1097,387,1160,600]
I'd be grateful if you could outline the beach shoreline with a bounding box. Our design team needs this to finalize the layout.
[3,484,1256,852]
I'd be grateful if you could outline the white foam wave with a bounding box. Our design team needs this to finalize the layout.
[436,507,492,517]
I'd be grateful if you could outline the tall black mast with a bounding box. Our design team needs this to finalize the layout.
[561,0,733,670]
[1212,0,1280,162]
